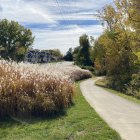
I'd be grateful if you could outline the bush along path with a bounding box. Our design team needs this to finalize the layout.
[0,60,92,119]
[80,78,140,140]
[0,83,121,140]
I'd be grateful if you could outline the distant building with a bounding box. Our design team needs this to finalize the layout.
[25,49,57,63]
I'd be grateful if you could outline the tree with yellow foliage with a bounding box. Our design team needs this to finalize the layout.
[93,2,138,91]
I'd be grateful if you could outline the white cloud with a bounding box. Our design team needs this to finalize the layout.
[32,24,103,54]
[0,0,113,53]
[0,0,56,23]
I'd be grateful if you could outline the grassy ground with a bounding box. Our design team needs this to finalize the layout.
[95,79,140,104]
[0,83,121,140]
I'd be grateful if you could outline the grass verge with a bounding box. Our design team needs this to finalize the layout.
[95,79,140,104]
[0,83,121,140]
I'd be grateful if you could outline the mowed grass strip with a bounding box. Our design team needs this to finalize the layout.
[0,83,121,140]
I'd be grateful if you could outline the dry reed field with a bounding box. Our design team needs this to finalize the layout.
[0,60,92,118]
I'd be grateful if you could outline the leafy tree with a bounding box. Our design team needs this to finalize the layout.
[99,5,117,31]
[93,4,137,91]
[49,49,63,60]
[126,73,140,99]
[63,48,73,61]
[114,0,140,48]
[115,0,140,30]
[0,19,34,61]
[75,34,92,66]
[106,30,136,90]
[73,46,80,62]
[92,39,106,75]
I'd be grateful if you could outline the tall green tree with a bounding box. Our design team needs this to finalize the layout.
[75,34,92,66]
[0,19,34,61]
[63,48,73,61]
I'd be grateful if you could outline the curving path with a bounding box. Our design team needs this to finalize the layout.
[80,78,140,140]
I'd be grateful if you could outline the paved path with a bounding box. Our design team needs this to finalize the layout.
[80,78,140,140]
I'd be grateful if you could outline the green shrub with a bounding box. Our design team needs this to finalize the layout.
[80,65,95,74]
[106,74,131,92]
[126,73,140,99]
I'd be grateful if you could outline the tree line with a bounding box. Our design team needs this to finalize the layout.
[0,19,63,61]
[0,0,139,98]
[0,19,34,61]
[64,0,140,99]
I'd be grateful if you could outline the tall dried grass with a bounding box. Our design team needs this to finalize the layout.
[0,60,92,118]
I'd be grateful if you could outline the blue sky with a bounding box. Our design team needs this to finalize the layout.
[0,0,113,54]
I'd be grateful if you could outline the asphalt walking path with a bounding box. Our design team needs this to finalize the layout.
[80,78,140,140]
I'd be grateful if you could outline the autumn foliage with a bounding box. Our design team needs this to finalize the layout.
[0,60,92,118]
[92,0,140,92]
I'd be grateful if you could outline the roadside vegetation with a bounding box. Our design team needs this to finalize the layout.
[95,78,140,104]
[91,0,140,98]
[0,0,139,139]
[0,83,121,140]
[65,0,140,100]
[0,60,92,119]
